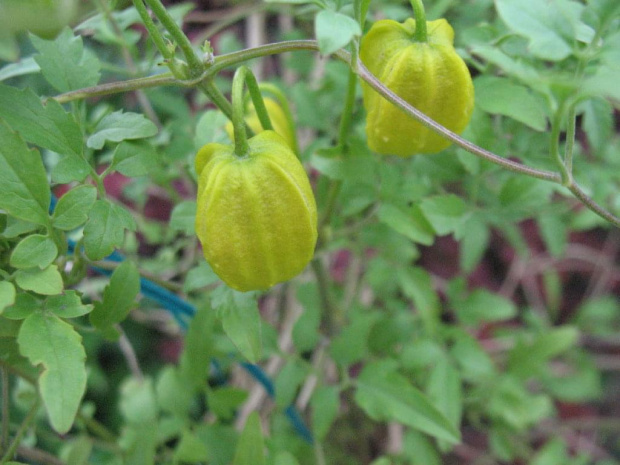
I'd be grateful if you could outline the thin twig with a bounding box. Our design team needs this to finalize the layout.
[117,328,144,382]
[0,399,40,464]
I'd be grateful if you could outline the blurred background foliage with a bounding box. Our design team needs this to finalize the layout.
[0,0,619,464]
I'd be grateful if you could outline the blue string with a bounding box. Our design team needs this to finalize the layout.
[50,195,313,443]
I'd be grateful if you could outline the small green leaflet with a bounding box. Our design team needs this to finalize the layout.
[233,412,265,465]
[52,185,97,231]
[354,361,461,444]
[0,119,51,226]
[31,28,101,92]
[83,200,137,260]
[17,311,87,434]
[10,234,58,269]
[0,282,16,314]
[315,10,361,55]
[15,265,64,296]
[87,110,158,149]
[211,286,262,363]
[89,261,140,329]
[0,84,83,158]
[111,140,160,177]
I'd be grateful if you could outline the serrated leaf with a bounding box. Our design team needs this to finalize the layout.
[419,194,467,236]
[315,10,361,55]
[46,291,93,318]
[495,0,594,61]
[212,287,262,363]
[0,119,50,226]
[233,412,265,465]
[355,362,461,444]
[0,85,83,158]
[31,28,100,92]
[112,140,160,177]
[475,76,547,131]
[89,261,140,329]
[17,312,86,433]
[170,200,197,236]
[2,293,39,320]
[378,203,435,246]
[87,110,158,149]
[15,265,63,296]
[52,185,97,230]
[0,282,16,314]
[10,234,58,269]
[83,200,136,260]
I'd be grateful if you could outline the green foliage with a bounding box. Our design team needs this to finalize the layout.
[0,0,619,463]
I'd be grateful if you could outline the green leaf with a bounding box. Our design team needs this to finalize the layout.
[46,291,93,318]
[0,282,16,314]
[31,28,100,92]
[194,110,229,149]
[89,261,140,329]
[170,200,197,236]
[87,110,158,150]
[508,326,579,378]
[233,412,265,465]
[494,0,594,61]
[397,267,441,333]
[156,366,194,417]
[311,386,340,440]
[180,303,215,388]
[120,376,158,424]
[111,140,160,177]
[212,287,262,363]
[0,57,40,81]
[10,234,58,269]
[15,265,63,295]
[378,203,435,246]
[17,311,87,434]
[52,185,97,231]
[538,212,567,257]
[183,261,219,293]
[173,430,209,463]
[83,200,136,260]
[402,430,441,465]
[274,360,307,408]
[581,98,613,156]
[419,194,467,236]
[208,387,248,421]
[274,451,301,465]
[355,362,461,444]
[475,76,547,131]
[427,358,462,451]
[0,119,50,226]
[457,215,490,273]
[0,85,83,158]
[456,289,517,325]
[2,293,39,320]
[315,10,361,56]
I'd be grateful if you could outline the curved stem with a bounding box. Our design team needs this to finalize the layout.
[243,71,274,132]
[258,82,299,153]
[198,80,233,120]
[409,0,428,42]
[564,100,578,176]
[49,39,620,228]
[0,399,39,465]
[132,0,172,61]
[143,0,204,77]
[231,67,251,157]
[550,100,572,186]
